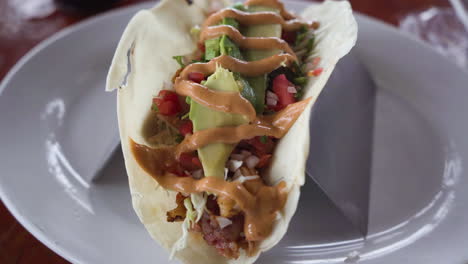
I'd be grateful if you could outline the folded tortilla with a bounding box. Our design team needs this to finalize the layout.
[106,0,357,263]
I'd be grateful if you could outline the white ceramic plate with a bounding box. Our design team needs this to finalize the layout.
[1,1,468,264]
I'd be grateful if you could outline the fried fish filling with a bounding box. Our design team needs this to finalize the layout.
[167,193,187,222]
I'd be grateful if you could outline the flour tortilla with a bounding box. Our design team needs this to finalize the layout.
[106,0,357,263]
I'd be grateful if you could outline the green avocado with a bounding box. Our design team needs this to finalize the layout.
[204,16,261,113]
[190,5,281,178]
[243,5,282,114]
[204,17,241,61]
[189,67,248,179]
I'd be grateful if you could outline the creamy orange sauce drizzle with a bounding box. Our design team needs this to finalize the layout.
[176,79,256,121]
[180,54,296,79]
[130,140,288,241]
[200,25,297,60]
[202,8,308,32]
[174,54,295,119]
[175,98,311,156]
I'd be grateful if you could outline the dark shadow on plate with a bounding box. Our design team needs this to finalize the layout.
[90,146,139,225]
[258,179,363,263]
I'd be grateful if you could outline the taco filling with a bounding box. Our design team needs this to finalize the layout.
[129,0,326,260]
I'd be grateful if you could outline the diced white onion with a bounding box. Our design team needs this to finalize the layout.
[244,175,260,181]
[234,175,260,183]
[216,216,233,229]
[266,91,278,100]
[227,160,243,172]
[287,86,297,94]
[245,155,260,169]
[267,98,277,106]
[230,154,244,161]
[192,169,203,179]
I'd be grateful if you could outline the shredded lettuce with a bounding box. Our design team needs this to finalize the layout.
[169,195,207,258]
[170,198,192,258]
[185,198,196,225]
[170,213,190,259]
[191,193,207,222]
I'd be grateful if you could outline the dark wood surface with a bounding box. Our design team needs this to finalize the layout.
[0,0,449,263]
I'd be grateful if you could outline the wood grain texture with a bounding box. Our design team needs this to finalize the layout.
[0,0,448,263]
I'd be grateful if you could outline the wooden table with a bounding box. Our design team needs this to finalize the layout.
[0,0,449,263]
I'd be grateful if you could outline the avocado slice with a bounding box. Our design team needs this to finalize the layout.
[204,17,241,61]
[204,37,221,61]
[243,5,282,114]
[220,35,242,60]
[204,18,261,113]
[243,6,282,60]
[221,17,239,28]
[189,67,248,179]
[218,37,259,112]
[190,5,281,178]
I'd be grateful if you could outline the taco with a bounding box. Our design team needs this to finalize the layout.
[106,0,357,263]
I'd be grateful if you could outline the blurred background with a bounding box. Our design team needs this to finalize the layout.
[0,0,466,263]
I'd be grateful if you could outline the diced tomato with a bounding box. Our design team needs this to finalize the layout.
[281,30,296,44]
[192,156,202,167]
[245,136,275,156]
[308,67,324,77]
[153,90,182,116]
[158,100,180,116]
[198,42,206,53]
[188,72,205,83]
[179,120,193,136]
[272,74,296,111]
[178,152,202,171]
[179,153,194,169]
[158,90,179,102]
[256,154,272,168]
